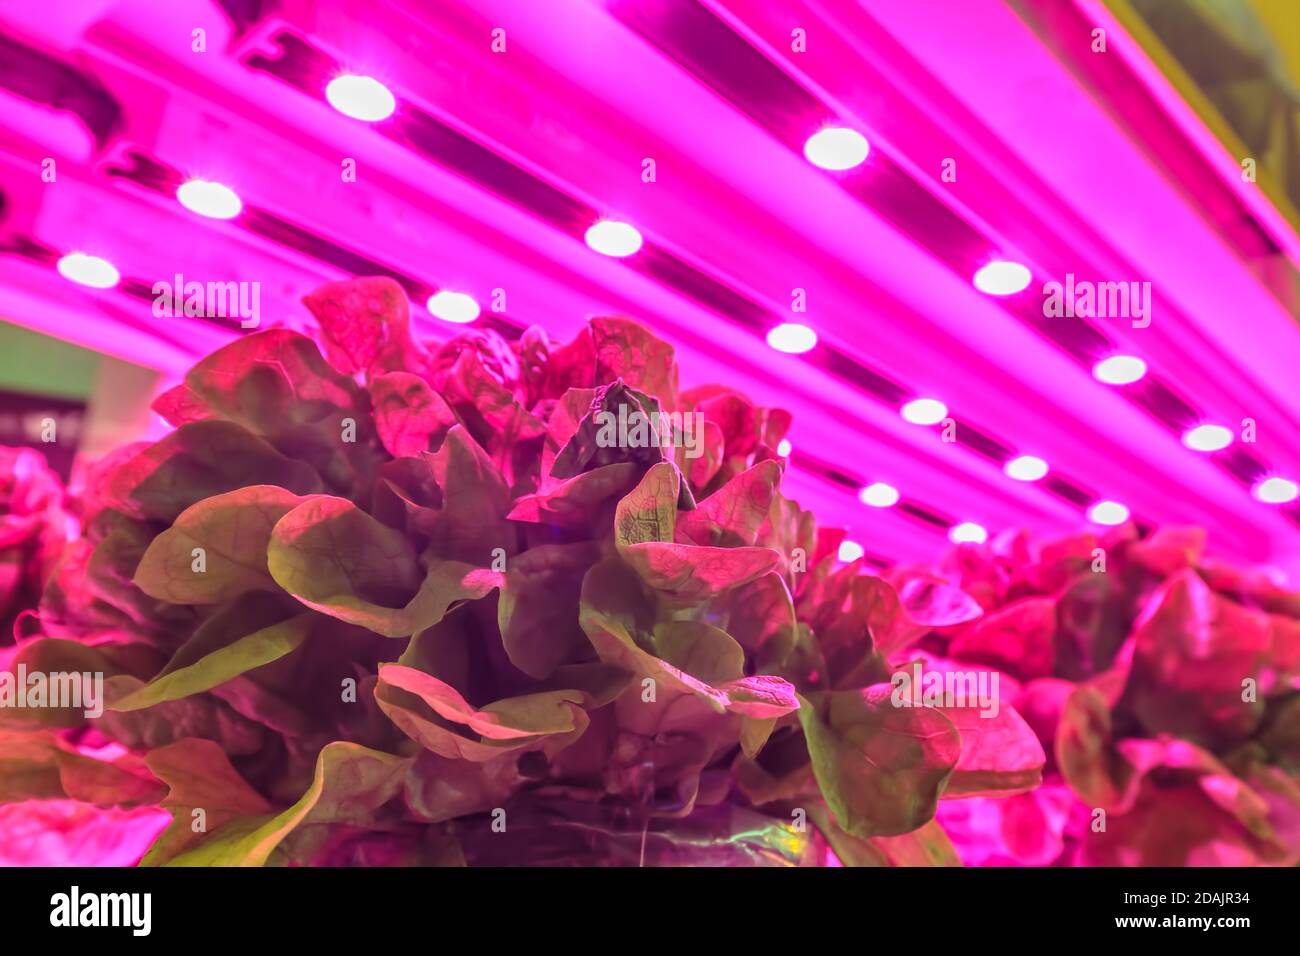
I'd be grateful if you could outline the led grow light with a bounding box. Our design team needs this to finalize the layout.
[803,127,870,170]
[55,253,119,289]
[325,75,396,121]
[766,323,817,354]
[584,220,643,257]
[427,290,480,323]
[176,180,242,219]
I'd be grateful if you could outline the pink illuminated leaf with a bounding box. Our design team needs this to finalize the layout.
[302,276,421,377]
[675,460,783,548]
[590,316,678,407]
[948,596,1056,680]
[621,541,781,603]
[718,675,799,719]
[507,462,640,531]
[0,800,170,866]
[614,464,779,600]
[937,702,1045,799]
[1128,570,1271,746]
[370,371,457,458]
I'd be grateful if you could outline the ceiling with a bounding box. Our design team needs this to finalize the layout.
[2,0,1299,574]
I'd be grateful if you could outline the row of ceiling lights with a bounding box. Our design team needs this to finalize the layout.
[45,71,1300,560]
[790,127,1300,514]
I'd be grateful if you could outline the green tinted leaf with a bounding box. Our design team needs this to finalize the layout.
[614,461,679,547]
[102,420,323,523]
[0,730,164,807]
[268,497,500,637]
[1055,684,1136,809]
[110,613,314,711]
[497,542,601,679]
[426,426,515,565]
[166,742,410,867]
[740,717,778,759]
[375,666,590,763]
[654,620,745,685]
[268,495,419,626]
[580,560,798,718]
[0,639,123,730]
[140,738,273,866]
[797,688,960,838]
[133,485,312,604]
[379,665,583,739]
[810,804,959,867]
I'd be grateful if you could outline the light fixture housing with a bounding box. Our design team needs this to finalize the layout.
[973,260,1032,295]
[766,323,817,354]
[803,127,870,170]
[325,75,396,121]
[900,398,948,425]
[427,290,481,324]
[584,220,643,257]
[1092,354,1147,385]
[176,180,242,219]
[56,253,120,289]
